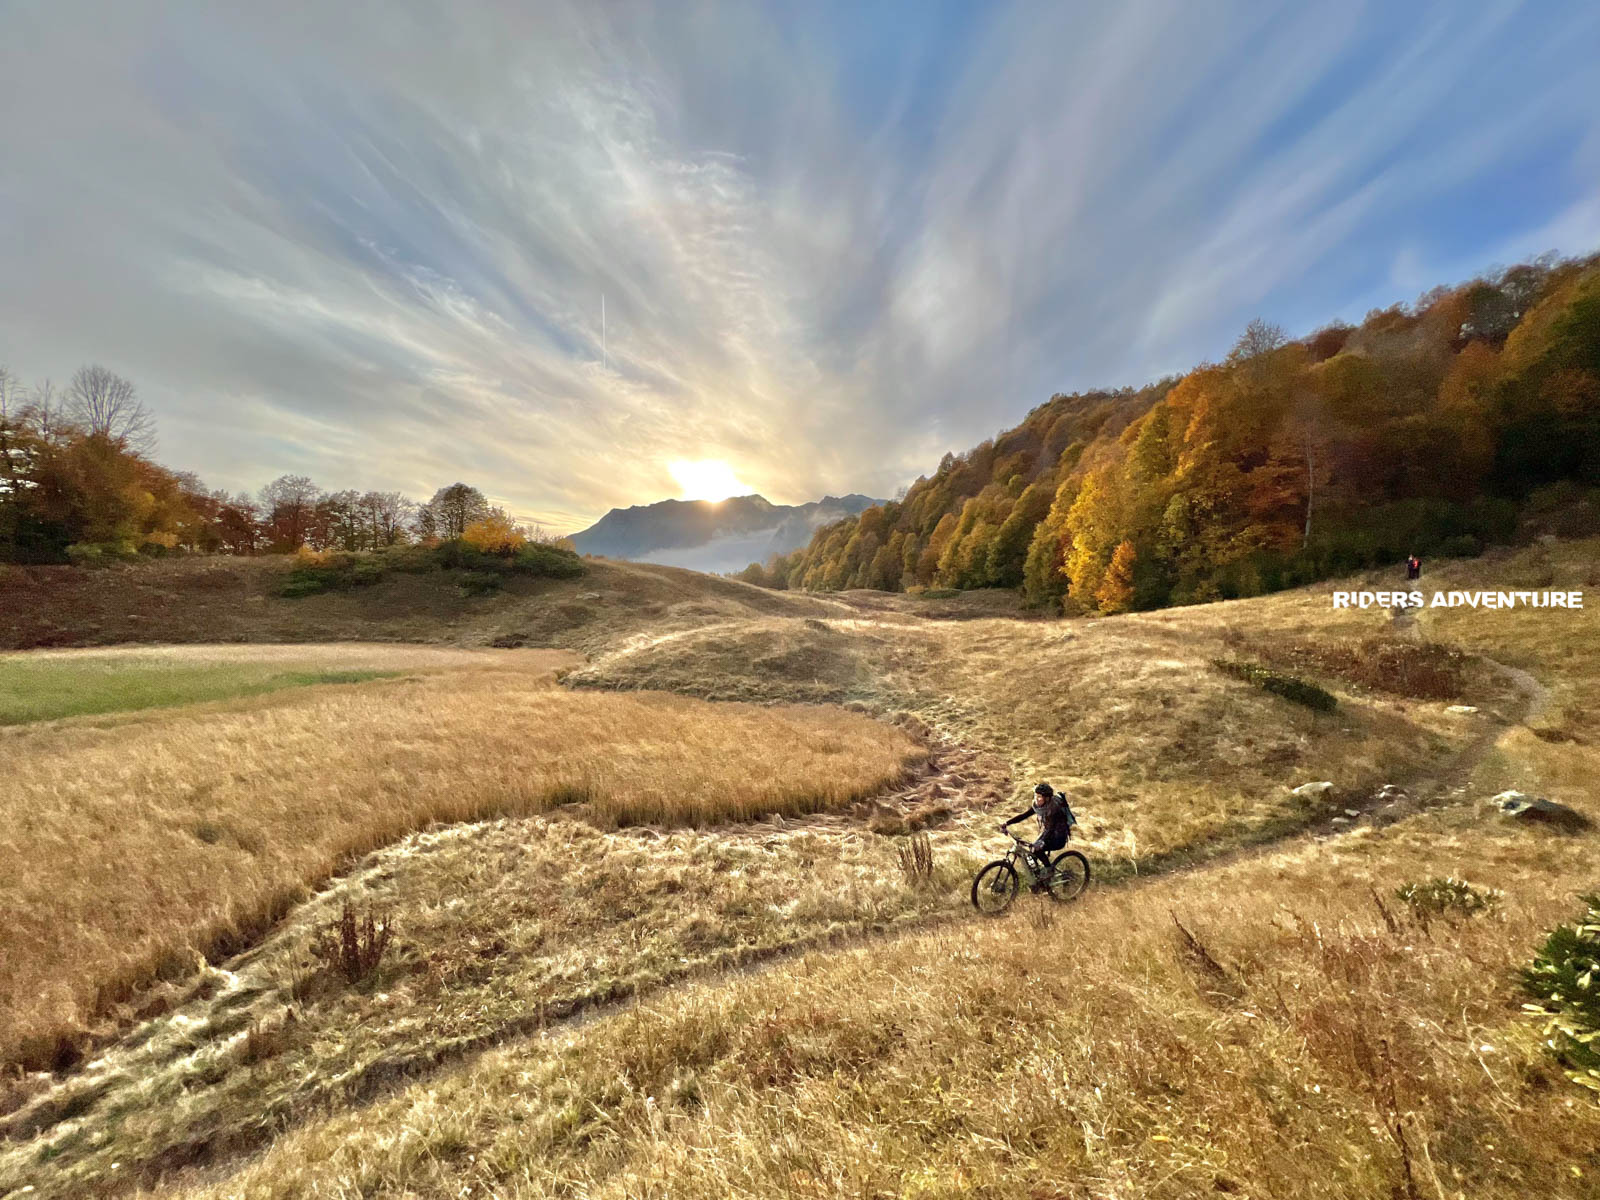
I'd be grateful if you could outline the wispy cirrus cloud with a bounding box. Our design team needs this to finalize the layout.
[1,0,1596,530]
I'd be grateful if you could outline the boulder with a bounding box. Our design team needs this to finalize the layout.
[1291,781,1334,801]
[1446,705,1478,714]
[1490,790,1591,832]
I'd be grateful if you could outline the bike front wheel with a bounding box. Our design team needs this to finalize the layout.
[1043,851,1090,902]
[971,860,1019,915]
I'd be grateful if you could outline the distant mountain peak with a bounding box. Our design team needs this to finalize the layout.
[570,492,882,573]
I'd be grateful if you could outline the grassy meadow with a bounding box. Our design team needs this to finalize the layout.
[1,541,1596,1199]
[0,643,512,724]
[0,649,924,1075]
[147,793,1600,1200]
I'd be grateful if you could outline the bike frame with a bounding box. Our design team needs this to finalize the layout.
[1004,832,1055,881]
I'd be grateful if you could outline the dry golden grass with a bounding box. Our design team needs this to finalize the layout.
[0,653,923,1072]
[0,814,980,1198]
[8,541,1598,1199]
[150,789,1600,1200]
[574,604,1491,868]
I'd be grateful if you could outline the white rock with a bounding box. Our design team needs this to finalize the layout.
[1291,781,1334,800]
[1447,705,1478,714]
[1344,809,1361,817]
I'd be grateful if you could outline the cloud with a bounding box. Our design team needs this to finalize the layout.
[1,0,1596,531]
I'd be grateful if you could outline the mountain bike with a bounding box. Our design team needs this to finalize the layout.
[970,828,1090,915]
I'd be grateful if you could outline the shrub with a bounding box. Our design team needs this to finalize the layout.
[1521,894,1600,1094]
[64,541,139,566]
[64,543,105,567]
[512,542,585,579]
[1395,877,1502,921]
[311,902,394,986]
[462,514,527,557]
[278,550,388,597]
[459,570,503,596]
[1212,658,1337,712]
[279,572,333,598]
[895,832,935,885]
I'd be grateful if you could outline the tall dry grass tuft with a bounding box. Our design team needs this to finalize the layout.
[0,665,923,1072]
[310,903,394,986]
[894,832,935,885]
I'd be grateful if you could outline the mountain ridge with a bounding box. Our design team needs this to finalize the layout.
[571,492,882,573]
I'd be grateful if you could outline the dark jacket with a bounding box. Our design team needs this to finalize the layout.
[1006,792,1075,840]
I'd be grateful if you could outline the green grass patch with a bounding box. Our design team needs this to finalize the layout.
[0,659,397,725]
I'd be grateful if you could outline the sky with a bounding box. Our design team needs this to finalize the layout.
[2,1,1598,533]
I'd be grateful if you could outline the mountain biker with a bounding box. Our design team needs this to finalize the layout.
[1001,782,1077,878]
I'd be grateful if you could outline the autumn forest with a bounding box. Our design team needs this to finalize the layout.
[740,252,1600,612]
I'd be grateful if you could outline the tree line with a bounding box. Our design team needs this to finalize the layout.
[741,251,1600,612]
[0,365,546,564]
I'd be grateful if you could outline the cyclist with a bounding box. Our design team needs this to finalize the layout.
[1001,782,1078,880]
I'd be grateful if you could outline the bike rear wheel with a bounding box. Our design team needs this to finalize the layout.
[1044,851,1090,901]
[971,860,1019,915]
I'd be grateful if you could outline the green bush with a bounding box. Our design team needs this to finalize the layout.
[512,542,585,579]
[278,552,386,597]
[1212,658,1337,712]
[276,541,585,598]
[1395,876,1502,920]
[1522,894,1600,1094]
[64,541,139,566]
[458,570,503,596]
[279,572,334,598]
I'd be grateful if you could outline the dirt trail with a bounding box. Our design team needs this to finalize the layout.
[2,657,1551,1199]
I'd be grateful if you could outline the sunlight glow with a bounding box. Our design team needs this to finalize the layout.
[669,459,750,503]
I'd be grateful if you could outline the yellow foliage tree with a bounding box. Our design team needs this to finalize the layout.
[1095,540,1137,613]
[462,512,527,557]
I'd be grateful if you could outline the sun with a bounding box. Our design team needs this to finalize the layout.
[669,459,750,503]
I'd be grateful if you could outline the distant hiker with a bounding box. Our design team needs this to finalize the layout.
[1002,782,1078,876]
[1406,554,1421,581]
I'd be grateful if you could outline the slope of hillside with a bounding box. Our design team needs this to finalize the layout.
[0,555,840,653]
[753,252,1600,612]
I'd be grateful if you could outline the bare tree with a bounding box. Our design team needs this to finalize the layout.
[1228,318,1288,364]
[259,474,322,550]
[420,482,489,540]
[0,368,25,497]
[359,490,413,547]
[67,365,154,450]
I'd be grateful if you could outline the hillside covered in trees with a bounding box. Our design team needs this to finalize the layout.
[742,252,1600,612]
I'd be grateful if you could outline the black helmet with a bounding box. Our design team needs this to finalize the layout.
[1033,782,1053,797]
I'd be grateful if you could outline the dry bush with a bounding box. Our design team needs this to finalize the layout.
[310,903,394,986]
[894,832,934,885]
[0,663,921,1072]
